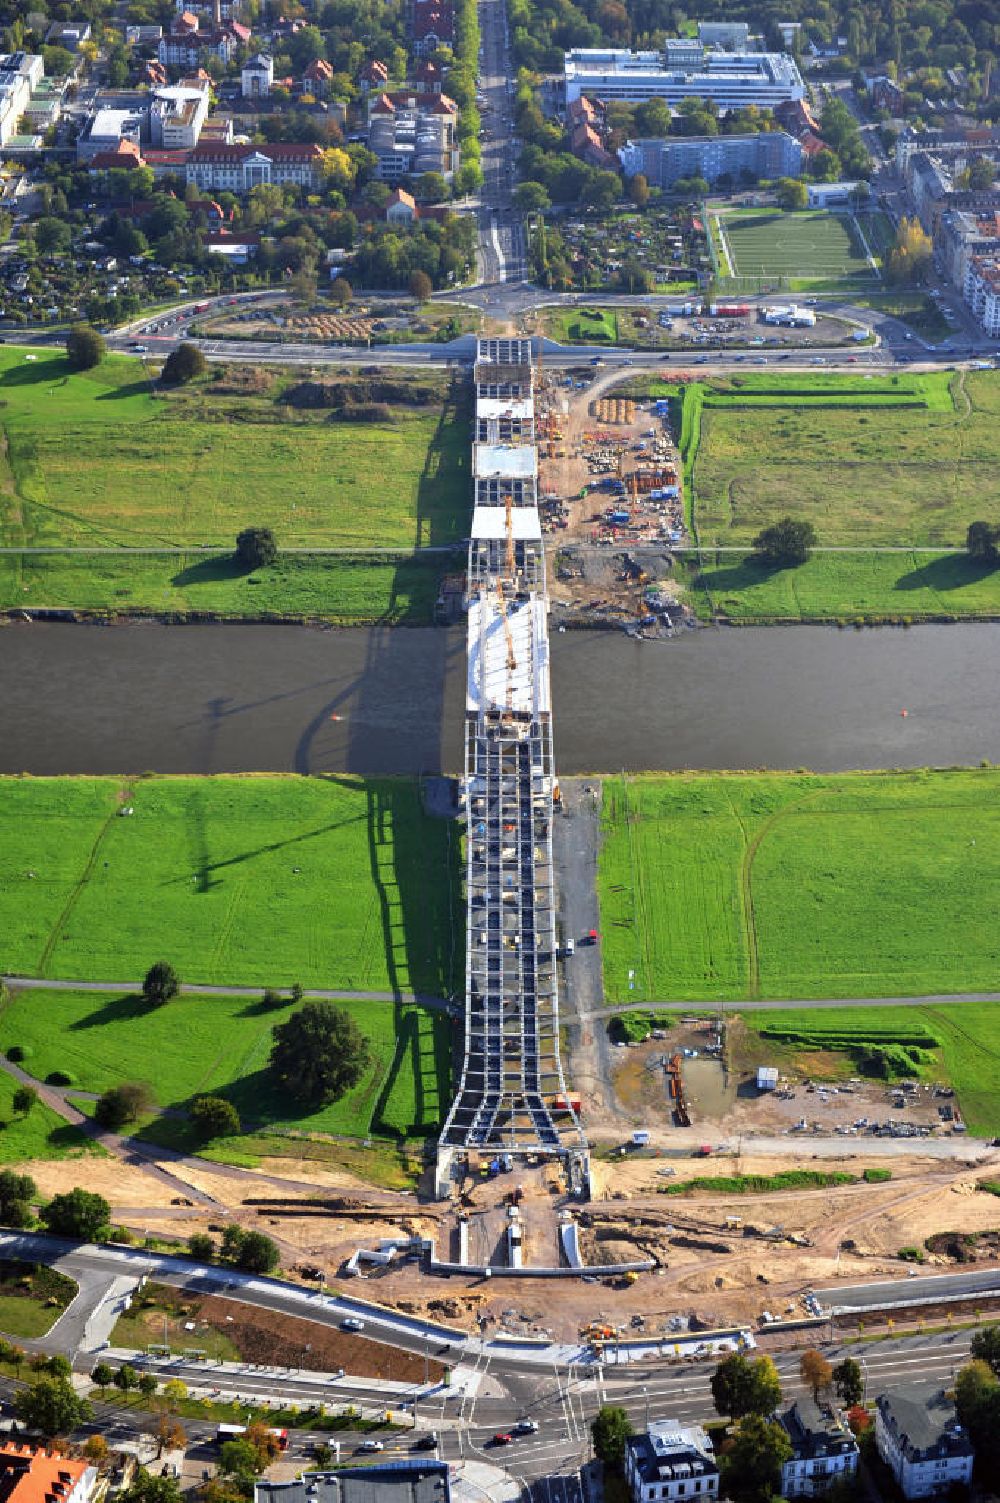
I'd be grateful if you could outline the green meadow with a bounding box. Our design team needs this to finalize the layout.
[598,769,1000,1005]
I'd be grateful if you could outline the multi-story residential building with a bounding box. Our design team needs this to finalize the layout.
[0,53,43,146]
[619,129,801,186]
[624,1423,720,1503]
[777,1399,860,1498]
[185,141,324,190]
[964,250,1000,334]
[411,0,453,57]
[875,1388,974,1500]
[936,206,1000,288]
[159,12,249,70]
[564,41,805,109]
[241,52,273,98]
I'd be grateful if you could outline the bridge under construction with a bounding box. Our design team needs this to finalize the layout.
[436,340,589,1198]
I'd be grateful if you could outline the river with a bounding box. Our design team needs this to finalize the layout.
[2,620,999,776]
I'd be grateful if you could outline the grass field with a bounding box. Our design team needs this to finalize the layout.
[0,350,467,550]
[687,550,1000,622]
[598,769,1000,1005]
[0,1070,98,1163]
[0,1262,78,1339]
[742,1005,1000,1136]
[0,986,450,1141]
[852,292,953,343]
[672,369,1000,547]
[0,775,461,995]
[717,209,876,286]
[0,550,452,624]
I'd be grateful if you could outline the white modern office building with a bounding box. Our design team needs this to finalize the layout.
[564,41,805,110]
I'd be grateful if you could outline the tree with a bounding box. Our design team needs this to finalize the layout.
[832,1356,864,1406]
[17,1376,91,1437]
[634,97,672,136]
[408,269,433,301]
[513,180,551,214]
[720,1415,793,1503]
[235,527,278,571]
[95,1081,153,1130]
[34,217,72,255]
[591,1404,634,1468]
[219,1440,264,1479]
[114,1364,138,1395]
[138,1372,158,1400]
[800,1348,833,1400]
[966,520,1000,563]
[120,1471,183,1503]
[0,1169,35,1229]
[885,215,933,285]
[143,962,179,1005]
[775,176,808,210]
[971,1326,1000,1374]
[91,1362,114,1393]
[752,516,818,566]
[711,1353,782,1421]
[83,1434,108,1465]
[966,157,996,190]
[156,1415,187,1459]
[269,1002,371,1105]
[330,276,353,306]
[416,171,448,204]
[188,1233,215,1262]
[41,1187,110,1241]
[627,172,650,207]
[190,1095,241,1141]
[160,343,206,385]
[220,1224,245,1261]
[65,325,105,372]
[233,1230,280,1274]
[11,1086,37,1118]
[162,1378,188,1409]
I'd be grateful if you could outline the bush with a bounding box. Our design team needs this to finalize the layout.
[189,1095,241,1141]
[94,1082,153,1131]
[161,342,206,385]
[6,1046,32,1063]
[863,1167,892,1183]
[332,403,393,423]
[235,527,278,571]
[45,1071,75,1087]
[65,325,105,371]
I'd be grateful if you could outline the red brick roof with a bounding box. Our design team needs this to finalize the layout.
[0,1447,89,1503]
[188,142,322,162]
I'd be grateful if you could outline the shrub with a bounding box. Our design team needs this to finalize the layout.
[332,402,393,423]
[161,342,206,385]
[6,1046,32,1063]
[863,1167,892,1183]
[65,325,105,371]
[45,1071,75,1087]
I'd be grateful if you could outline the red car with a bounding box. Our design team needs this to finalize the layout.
[492,1433,513,1446]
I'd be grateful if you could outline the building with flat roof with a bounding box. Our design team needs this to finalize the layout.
[563,43,805,109]
[619,129,801,186]
[0,53,44,146]
[777,1397,859,1497]
[624,1423,719,1503]
[257,1463,449,1503]
[875,1388,973,1499]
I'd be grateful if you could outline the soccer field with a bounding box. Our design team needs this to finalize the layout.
[718,209,876,282]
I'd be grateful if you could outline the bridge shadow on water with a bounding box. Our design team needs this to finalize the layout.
[288,372,469,1161]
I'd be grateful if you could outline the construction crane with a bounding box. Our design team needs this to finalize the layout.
[496,578,517,712]
[504,493,516,580]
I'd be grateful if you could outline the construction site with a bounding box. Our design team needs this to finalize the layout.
[435,338,590,1218]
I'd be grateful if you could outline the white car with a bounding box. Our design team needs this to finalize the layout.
[358,1440,384,1452]
[341,1317,365,1332]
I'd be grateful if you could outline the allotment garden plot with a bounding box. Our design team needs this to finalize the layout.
[598,769,1000,1005]
[716,208,877,287]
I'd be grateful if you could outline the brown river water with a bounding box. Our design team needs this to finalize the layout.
[2,620,999,775]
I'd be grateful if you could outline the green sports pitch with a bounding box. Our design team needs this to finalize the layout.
[717,208,878,282]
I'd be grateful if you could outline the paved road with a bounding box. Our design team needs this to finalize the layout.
[821,1267,1000,1312]
[3,975,449,1007]
[588,991,1000,1019]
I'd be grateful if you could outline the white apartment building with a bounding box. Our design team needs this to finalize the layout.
[778,1399,860,1498]
[964,250,1000,334]
[0,53,44,146]
[624,1423,719,1503]
[564,41,805,109]
[875,1389,974,1500]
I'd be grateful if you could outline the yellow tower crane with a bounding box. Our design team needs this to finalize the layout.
[504,493,516,580]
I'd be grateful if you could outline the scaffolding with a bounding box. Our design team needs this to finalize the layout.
[437,339,587,1191]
